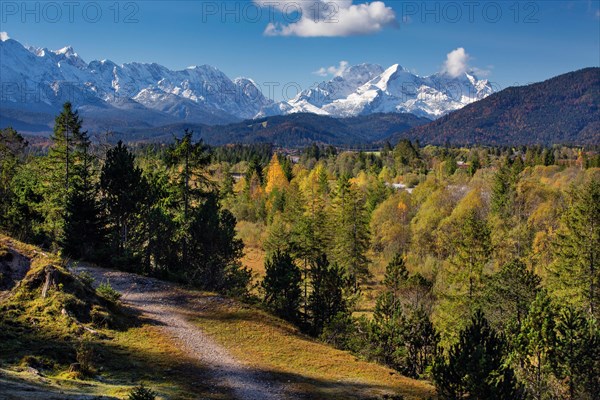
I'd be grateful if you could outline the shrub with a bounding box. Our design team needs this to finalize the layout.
[75,341,94,376]
[90,304,113,328]
[77,271,95,287]
[96,280,122,303]
[128,384,157,400]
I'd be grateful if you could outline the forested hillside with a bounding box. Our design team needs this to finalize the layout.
[1,103,599,399]
[113,112,431,147]
[391,68,600,146]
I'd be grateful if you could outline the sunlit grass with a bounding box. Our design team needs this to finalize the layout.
[192,299,436,400]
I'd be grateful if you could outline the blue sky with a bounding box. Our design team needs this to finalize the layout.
[2,1,599,100]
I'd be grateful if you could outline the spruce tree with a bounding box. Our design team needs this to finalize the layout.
[0,127,28,230]
[433,310,522,399]
[480,259,541,332]
[44,102,88,244]
[515,291,557,400]
[261,250,302,322]
[451,208,491,303]
[331,175,370,287]
[166,129,210,266]
[308,255,347,336]
[100,141,146,262]
[554,306,600,399]
[61,145,104,260]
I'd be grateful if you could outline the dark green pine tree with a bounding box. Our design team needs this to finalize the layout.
[100,141,146,263]
[371,254,438,376]
[166,129,211,267]
[554,306,600,400]
[44,102,88,243]
[480,259,541,333]
[433,310,523,399]
[48,102,85,192]
[308,254,348,336]
[0,127,28,231]
[402,307,439,378]
[61,145,105,261]
[261,250,302,322]
[185,193,245,292]
[491,157,518,217]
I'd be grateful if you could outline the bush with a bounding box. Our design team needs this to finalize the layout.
[320,312,357,350]
[77,271,95,286]
[223,262,253,298]
[128,384,157,400]
[90,304,114,328]
[96,280,122,303]
[75,341,94,376]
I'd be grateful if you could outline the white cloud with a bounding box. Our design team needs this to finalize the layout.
[442,48,492,78]
[444,48,470,78]
[0,32,10,42]
[256,1,396,37]
[314,61,349,77]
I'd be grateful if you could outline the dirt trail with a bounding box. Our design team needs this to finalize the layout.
[73,264,291,400]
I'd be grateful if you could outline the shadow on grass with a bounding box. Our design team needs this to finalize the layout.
[0,321,235,400]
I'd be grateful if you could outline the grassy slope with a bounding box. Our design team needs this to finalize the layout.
[0,234,229,400]
[192,299,435,400]
[1,234,434,399]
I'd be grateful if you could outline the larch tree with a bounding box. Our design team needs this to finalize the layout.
[265,153,289,195]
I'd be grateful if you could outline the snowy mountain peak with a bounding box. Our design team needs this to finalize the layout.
[54,46,76,56]
[0,32,9,42]
[266,62,494,119]
[0,36,273,125]
[1,35,495,131]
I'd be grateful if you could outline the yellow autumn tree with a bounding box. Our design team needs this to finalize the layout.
[265,153,289,194]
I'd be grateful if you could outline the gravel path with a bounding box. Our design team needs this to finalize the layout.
[73,265,290,400]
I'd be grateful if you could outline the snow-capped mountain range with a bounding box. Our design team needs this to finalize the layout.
[0,34,493,132]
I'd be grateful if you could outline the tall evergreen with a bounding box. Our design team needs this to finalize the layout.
[185,193,245,291]
[554,306,600,399]
[308,255,348,336]
[515,291,557,400]
[552,178,600,317]
[166,129,210,266]
[100,141,146,261]
[451,208,491,302]
[331,175,370,287]
[491,157,519,217]
[480,259,541,332]
[44,102,88,244]
[0,127,28,230]
[61,143,104,260]
[371,254,438,376]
